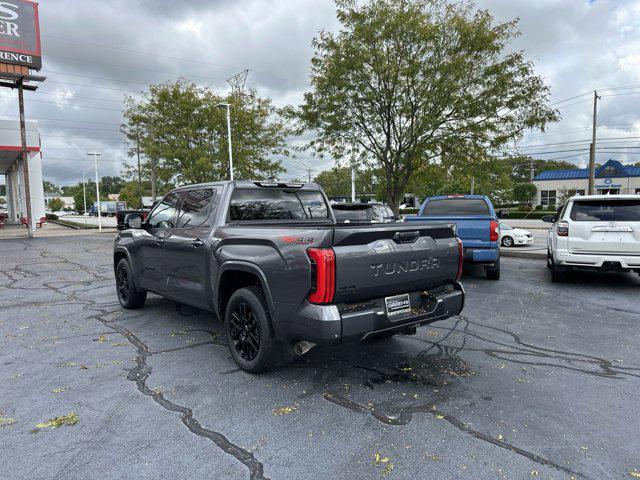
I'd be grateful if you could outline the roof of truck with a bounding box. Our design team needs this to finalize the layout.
[171,180,322,191]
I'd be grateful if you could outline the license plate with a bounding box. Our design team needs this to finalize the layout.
[385,293,411,316]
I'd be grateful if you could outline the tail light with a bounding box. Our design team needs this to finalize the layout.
[490,219,499,242]
[307,248,335,304]
[455,237,464,282]
[557,221,569,237]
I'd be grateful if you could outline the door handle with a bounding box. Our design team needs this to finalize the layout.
[192,239,204,247]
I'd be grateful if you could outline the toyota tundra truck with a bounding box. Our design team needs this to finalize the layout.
[113,181,464,373]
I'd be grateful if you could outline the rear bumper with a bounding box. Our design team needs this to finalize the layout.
[463,247,499,263]
[290,283,465,345]
[555,251,640,270]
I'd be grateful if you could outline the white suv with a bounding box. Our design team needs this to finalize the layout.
[544,195,640,282]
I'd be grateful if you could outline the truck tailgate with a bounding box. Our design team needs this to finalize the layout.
[406,215,492,248]
[331,224,459,303]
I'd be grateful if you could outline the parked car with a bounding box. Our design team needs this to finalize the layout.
[544,194,640,282]
[405,194,500,280]
[113,181,465,373]
[89,201,127,217]
[499,223,534,247]
[331,202,397,223]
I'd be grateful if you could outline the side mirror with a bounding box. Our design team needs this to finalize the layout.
[541,215,555,223]
[124,213,143,229]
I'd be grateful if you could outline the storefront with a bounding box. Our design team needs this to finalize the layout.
[532,159,640,207]
[0,119,44,227]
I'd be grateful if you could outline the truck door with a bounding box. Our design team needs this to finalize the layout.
[137,192,180,292]
[163,187,219,308]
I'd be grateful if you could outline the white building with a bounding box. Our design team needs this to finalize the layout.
[532,159,640,207]
[0,119,44,227]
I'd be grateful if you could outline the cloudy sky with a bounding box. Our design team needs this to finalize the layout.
[2,0,640,186]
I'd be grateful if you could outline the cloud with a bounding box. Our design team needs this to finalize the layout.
[1,0,640,186]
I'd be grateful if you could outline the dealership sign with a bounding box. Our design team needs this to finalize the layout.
[0,1,41,70]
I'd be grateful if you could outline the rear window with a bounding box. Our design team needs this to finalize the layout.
[229,188,329,221]
[423,198,489,216]
[333,206,372,222]
[569,200,640,222]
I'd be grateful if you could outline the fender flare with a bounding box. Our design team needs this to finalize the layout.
[113,246,139,289]
[214,260,277,322]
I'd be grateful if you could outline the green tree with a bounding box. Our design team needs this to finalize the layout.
[314,166,380,198]
[506,156,577,184]
[43,180,60,193]
[293,0,558,213]
[118,180,152,209]
[100,176,126,195]
[512,182,537,206]
[121,79,287,188]
[48,197,64,212]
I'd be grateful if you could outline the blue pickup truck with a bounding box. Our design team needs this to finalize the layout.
[405,195,501,280]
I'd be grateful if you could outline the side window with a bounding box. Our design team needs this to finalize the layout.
[381,207,389,219]
[175,188,216,228]
[146,193,179,229]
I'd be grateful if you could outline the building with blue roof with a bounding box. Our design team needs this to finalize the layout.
[532,159,640,207]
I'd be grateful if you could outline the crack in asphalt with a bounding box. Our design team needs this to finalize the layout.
[5,238,636,479]
[2,240,269,480]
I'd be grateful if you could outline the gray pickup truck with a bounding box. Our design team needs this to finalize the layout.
[113,181,464,372]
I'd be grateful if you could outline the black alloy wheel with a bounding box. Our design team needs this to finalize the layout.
[115,258,147,309]
[229,301,261,361]
[116,263,130,304]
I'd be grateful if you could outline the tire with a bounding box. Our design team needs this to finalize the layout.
[485,257,501,280]
[501,236,514,247]
[224,286,280,373]
[548,252,568,282]
[115,258,147,309]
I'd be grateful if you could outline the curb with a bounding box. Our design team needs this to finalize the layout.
[500,248,546,260]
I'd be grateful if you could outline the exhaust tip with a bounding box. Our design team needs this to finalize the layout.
[293,341,316,356]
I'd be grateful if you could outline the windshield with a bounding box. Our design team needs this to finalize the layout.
[569,200,640,222]
[423,198,490,215]
[229,188,329,221]
[500,223,513,230]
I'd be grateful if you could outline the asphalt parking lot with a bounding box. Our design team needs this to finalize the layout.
[1,235,639,480]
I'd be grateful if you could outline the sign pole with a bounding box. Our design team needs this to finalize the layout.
[18,77,33,238]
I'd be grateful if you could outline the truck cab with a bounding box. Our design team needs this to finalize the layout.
[405,194,500,280]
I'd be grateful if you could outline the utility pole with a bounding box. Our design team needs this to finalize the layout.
[18,78,33,239]
[87,152,102,232]
[307,168,312,183]
[529,157,534,183]
[470,176,475,195]
[82,168,90,224]
[588,90,600,195]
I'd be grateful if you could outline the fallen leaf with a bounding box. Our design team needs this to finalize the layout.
[96,335,108,343]
[400,367,412,372]
[56,362,77,368]
[497,434,503,440]
[52,387,69,394]
[435,414,444,419]
[630,471,640,478]
[0,416,16,426]
[35,412,79,429]
[374,452,390,465]
[530,470,539,476]
[425,453,442,461]
[111,342,129,347]
[382,464,394,477]
[272,406,297,416]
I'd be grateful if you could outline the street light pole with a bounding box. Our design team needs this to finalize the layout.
[217,103,234,180]
[87,152,102,232]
